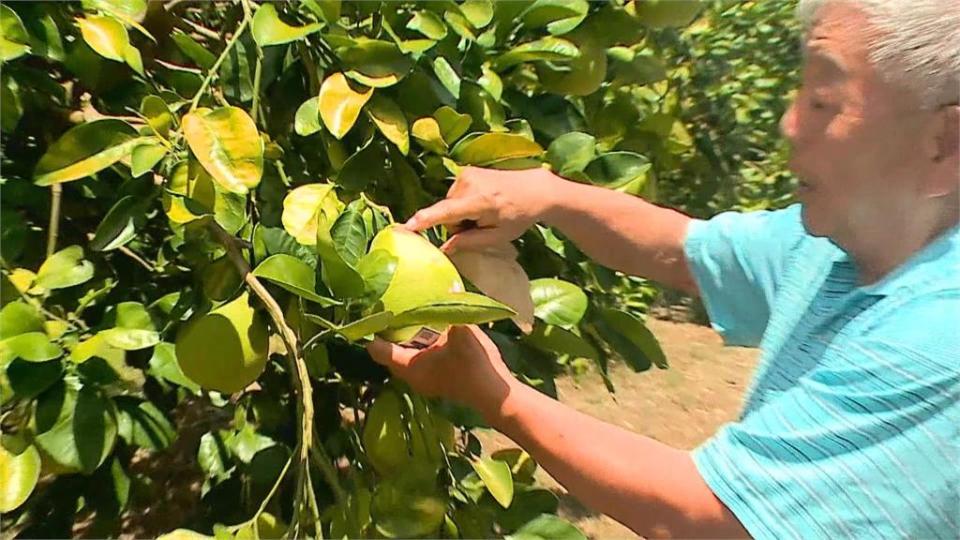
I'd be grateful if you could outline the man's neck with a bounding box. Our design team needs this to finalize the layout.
[838,204,959,286]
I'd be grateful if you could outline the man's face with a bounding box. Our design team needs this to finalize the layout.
[780,3,928,239]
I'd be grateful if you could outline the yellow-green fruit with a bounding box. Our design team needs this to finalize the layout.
[363,390,409,476]
[175,292,269,394]
[369,225,464,343]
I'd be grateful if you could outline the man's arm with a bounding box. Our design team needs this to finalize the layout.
[541,178,698,295]
[366,327,749,539]
[492,380,749,539]
[404,167,698,295]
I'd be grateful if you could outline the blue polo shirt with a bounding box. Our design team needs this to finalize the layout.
[683,204,959,539]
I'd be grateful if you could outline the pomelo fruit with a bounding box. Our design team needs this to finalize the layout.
[369,225,464,344]
[175,292,269,394]
[362,389,409,476]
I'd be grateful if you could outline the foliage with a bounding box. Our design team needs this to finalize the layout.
[652,0,802,217]
[0,0,711,537]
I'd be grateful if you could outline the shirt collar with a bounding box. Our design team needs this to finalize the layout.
[833,222,960,296]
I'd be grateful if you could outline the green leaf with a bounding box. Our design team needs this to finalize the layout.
[506,514,586,540]
[0,301,43,340]
[597,308,667,369]
[34,245,95,291]
[357,249,397,302]
[634,0,703,28]
[148,342,200,393]
[319,72,373,139]
[1,4,31,62]
[0,333,62,363]
[524,323,598,361]
[140,95,175,137]
[172,30,216,69]
[460,0,494,28]
[434,106,471,145]
[371,471,447,538]
[115,396,175,450]
[252,254,339,306]
[302,0,340,23]
[536,35,606,96]
[529,278,587,328]
[81,0,148,23]
[497,488,559,533]
[432,56,461,99]
[406,11,446,40]
[252,3,323,47]
[78,15,129,62]
[182,106,264,194]
[338,311,394,342]
[444,10,475,41]
[451,132,543,166]
[0,443,40,512]
[391,292,514,328]
[584,152,651,189]
[491,448,538,483]
[546,132,595,176]
[130,140,166,177]
[340,39,413,88]
[33,119,144,185]
[521,0,588,33]
[493,37,579,69]
[230,424,275,464]
[294,97,321,136]
[198,431,230,480]
[330,201,368,266]
[34,382,117,474]
[1,72,22,132]
[90,195,143,251]
[6,360,62,399]
[366,94,409,155]
[99,328,158,350]
[472,457,513,508]
[335,139,387,192]
[253,225,318,268]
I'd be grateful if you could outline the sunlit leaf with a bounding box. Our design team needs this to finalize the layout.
[472,457,513,508]
[182,106,264,194]
[294,97,321,136]
[319,72,373,139]
[252,3,323,47]
[34,246,95,291]
[252,254,339,306]
[0,443,40,512]
[366,94,409,155]
[493,37,579,69]
[1,5,31,62]
[451,132,543,166]
[529,278,587,328]
[34,119,145,185]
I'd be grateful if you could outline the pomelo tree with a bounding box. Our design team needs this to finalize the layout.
[0,1,702,537]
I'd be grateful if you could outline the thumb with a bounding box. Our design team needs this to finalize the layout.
[442,228,504,254]
[366,338,418,372]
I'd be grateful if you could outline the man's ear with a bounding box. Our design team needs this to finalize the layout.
[925,103,959,198]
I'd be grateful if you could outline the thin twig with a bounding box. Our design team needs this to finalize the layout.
[46,184,62,258]
[189,15,251,112]
[310,432,346,504]
[180,18,221,41]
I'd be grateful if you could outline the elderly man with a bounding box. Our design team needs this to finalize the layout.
[368,1,959,538]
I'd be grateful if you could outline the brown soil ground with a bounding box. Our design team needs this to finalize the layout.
[477,318,760,539]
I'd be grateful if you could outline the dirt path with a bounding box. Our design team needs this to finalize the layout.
[479,319,761,539]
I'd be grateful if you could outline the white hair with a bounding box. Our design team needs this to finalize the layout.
[796,0,960,109]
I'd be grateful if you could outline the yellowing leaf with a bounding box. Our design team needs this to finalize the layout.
[366,94,409,155]
[78,15,129,62]
[319,73,373,139]
[451,132,543,166]
[281,183,340,245]
[33,120,145,185]
[412,117,447,154]
[182,106,264,194]
[0,443,40,512]
[251,3,323,47]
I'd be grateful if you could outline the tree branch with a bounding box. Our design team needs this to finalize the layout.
[46,184,62,258]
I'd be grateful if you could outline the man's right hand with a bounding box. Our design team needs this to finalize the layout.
[403,166,564,253]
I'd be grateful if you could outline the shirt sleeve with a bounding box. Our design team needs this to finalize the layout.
[692,295,960,540]
[683,204,806,347]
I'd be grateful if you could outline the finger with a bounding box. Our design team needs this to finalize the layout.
[404,196,486,232]
[441,227,506,253]
[366,338,418,371]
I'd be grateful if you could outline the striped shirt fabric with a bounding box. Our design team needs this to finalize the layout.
[683,204,959,539]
